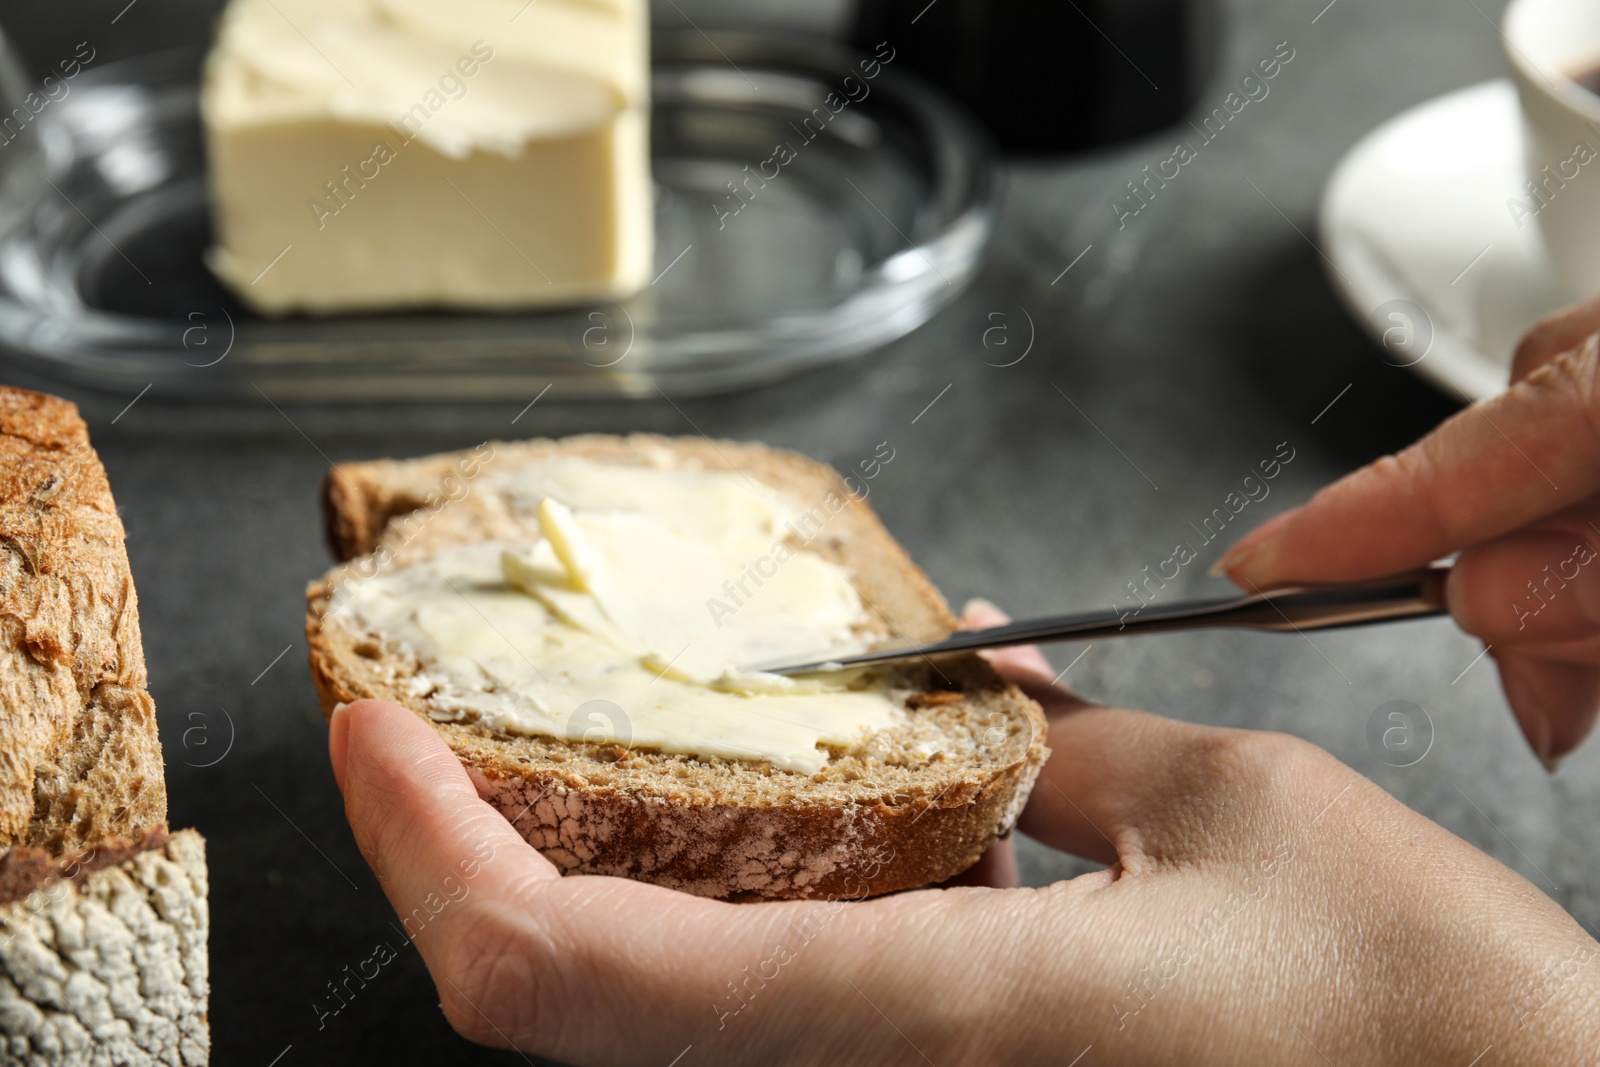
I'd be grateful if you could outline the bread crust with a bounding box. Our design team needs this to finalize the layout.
[307,434,1047,900]
[0,388,166,855]
[0,828,209,1066]
[0,825,168,908]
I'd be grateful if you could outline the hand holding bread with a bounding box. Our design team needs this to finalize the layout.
[330,609,1600,1065]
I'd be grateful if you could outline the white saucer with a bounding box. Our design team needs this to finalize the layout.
[1320,79,1572,401]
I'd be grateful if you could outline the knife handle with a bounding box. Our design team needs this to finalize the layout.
[1191,563,1450,634]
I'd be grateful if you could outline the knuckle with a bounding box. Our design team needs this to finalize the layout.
[1163,728,1333,826]
[1527,338,1600,452]
[1141,727,1346,863]
[1320,447,1456,551]
[1182,728,1313,793]
[1398,438,1464,546]
[1545,331,1600,390]
[1514,295,1600,378]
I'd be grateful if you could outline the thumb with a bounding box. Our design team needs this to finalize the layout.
[330,700,560,952]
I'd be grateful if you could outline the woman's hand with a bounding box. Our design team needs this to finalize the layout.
[1215,292,1600,769]
[329,609,1600,1065]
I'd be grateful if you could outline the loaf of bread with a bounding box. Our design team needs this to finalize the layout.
[0,388,208,1065]
[307,435,1046,900]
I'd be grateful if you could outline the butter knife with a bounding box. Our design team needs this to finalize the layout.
[751,564,1452,675]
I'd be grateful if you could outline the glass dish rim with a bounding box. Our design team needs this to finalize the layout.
[0,32,999,401]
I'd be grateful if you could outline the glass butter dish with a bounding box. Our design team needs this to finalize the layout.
[0,34,995,401]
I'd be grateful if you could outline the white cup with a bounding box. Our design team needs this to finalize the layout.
[1505,0,1600,299]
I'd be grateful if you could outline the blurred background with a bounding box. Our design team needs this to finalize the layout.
[6,0,1217,153]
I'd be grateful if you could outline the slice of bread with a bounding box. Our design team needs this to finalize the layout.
[0,388,209,1064]
[307,434,1047,900]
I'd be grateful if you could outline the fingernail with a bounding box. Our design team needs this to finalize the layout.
[329,702,352,795]
[1210,510,1297,579]
[1209,541,1262,578]
[1501,667,1557,770]
[960,598,1010,628]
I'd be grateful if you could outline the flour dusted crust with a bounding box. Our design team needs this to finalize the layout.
[0,830,209,1066]
[0,387,208,1063]
[307,434,1048,900]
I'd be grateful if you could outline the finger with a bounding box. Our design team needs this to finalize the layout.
[1494,652,1600,770]
[933,836,1018,888]
[962,597,1055,676]
[959,600,1120,866]
[337,700,666,1057]
[959,606,1195,867]
[1014,704,1319,869]
[960,598,1093,713]
[1016,706,1172,865]
[1486,633,1600,663]
[333,700,562,954]
[1512,293,1600,381]
[1215,340,1600,588]
[1447,521,1600,646]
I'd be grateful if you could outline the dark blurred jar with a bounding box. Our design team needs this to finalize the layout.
[851,0,1220,153]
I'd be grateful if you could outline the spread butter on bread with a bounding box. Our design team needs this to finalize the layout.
[307,435,1046,900]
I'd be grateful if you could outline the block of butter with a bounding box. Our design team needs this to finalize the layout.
[202,0,652,314]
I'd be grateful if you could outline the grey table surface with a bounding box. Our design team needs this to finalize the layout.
[4,0,1590,1064]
